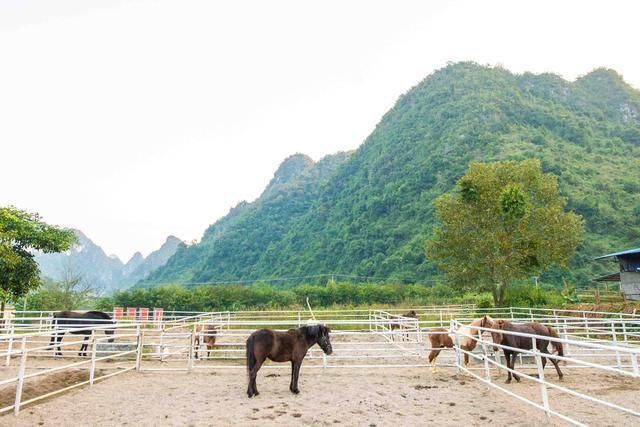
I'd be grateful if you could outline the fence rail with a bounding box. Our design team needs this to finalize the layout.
[1,305,640,424]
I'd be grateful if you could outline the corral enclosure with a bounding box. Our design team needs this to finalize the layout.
[1,305,640,426]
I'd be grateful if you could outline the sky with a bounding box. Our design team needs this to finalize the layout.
[1,0,639,262]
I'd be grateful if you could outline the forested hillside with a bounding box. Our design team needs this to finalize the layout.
[142,62,640,288]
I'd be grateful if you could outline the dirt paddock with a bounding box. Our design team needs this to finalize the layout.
[2,365,638,426]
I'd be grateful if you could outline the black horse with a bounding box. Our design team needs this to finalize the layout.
[49,311,116,356]
[246,324,332,398]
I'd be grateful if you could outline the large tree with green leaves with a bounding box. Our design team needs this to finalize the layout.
[426,159,584,306]
[0,206,76,315]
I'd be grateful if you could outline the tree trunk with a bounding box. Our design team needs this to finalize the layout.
[497,283,507,307]
[0,297,5,331]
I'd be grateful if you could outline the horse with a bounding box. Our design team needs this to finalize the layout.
[194,324,217,359]
[246,324,332,398]
[489,319,564,383]
[390,310,419,341]
[49,311,115,357]
[427,315,494,373]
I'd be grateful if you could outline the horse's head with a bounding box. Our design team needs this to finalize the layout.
[306,324,333,355]
[480,315,495,329]
[407,310,418,319]
[490,319,507,351]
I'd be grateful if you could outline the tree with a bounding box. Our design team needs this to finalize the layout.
[426,159,584,306]
[23,263,97,311]
[0,206,76,316]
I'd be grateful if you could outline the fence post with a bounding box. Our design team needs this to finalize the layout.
[89,330,97,385]
[135,326,144,371]
[451,319,462,374]
[529,307,534,322]
[13,336,28,416]
[611,323,622,370]
[620,315,628,343]
[481,338,491,382]
[5,323,14,366]
[509,307,514,319]
[631,352,639,377]
[532,337,551,422]
[187,329,195,371]
[159,327,166,362]
[583,312,590,339]
[322,352,327,370]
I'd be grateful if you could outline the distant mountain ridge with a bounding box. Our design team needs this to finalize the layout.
[142,62,640,287]
[36,230,183,292]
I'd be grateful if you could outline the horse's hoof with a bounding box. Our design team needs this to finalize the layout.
[505,379,511,384]
[515,378,521,383]
[291,389,300,394]
[531,374,539,378]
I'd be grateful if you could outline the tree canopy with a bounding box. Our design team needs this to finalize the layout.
[426,159,584,306]
[0,206,76,309]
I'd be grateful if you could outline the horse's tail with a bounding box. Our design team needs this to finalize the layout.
[546,325,565,362]
[246,334,256,374]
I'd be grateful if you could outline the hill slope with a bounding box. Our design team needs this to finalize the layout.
[144,63,640,287]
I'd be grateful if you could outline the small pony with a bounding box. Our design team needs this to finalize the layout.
[427,315,494,372]
[390,310,419,341]
[489,319,564,383]
[194,324,217,359]
[246,324,332,398]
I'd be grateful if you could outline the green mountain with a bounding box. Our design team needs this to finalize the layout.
[142,62,640,288]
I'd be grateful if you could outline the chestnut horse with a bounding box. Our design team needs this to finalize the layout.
[390,310,419,341]
[489,319,564,383]
[246,324,332,397]
[194,324,217,359]
[427,315,494,372]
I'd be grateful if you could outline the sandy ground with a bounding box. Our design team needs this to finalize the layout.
[2,368,545,427]
[2,364,638,427]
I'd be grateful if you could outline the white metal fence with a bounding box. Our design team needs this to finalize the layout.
[1,305,640,424]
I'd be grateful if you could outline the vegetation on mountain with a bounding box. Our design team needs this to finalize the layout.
[142,62,640,289]
[95,281,564,312]
[427,159,584,306]
[0,206,76,314]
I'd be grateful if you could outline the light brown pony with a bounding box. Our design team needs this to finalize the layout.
[489,319,564,383]
[194,324,217,359]
[427,315,494,373]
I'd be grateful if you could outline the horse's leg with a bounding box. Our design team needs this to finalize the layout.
[504,351,512,383]
[428,349,441,373]
[290,359,302,394]
[79,335,90,356]
[249,355,265,397]
[541,345,563,380]
[56,333,64,357]
[511,351,521,383]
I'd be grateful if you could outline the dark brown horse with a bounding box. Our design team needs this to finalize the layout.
[489,319,564,383]
[194,324,217,359]
[49,311,115,356]
[246,324,332,398]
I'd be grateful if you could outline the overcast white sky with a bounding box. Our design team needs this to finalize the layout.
[1,0,639,262]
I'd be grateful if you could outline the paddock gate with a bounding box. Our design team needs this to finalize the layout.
[1,306,639,425]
